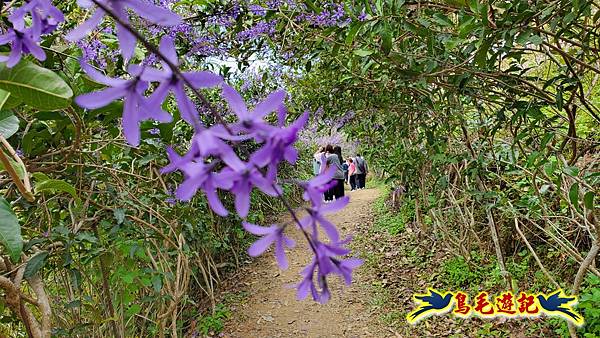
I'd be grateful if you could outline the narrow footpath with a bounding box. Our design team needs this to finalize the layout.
[222,188,387,338]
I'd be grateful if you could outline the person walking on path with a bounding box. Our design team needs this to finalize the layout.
[347,158,357,191]
[354,154,368,189]
[325,144,345,200]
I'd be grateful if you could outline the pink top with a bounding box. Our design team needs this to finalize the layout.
[348,163,356,176]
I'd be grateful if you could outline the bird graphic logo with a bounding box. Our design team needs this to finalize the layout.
[537,290,584,326]
[407,288,454,324]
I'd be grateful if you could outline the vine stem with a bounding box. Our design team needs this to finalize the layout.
[0,135,34,202]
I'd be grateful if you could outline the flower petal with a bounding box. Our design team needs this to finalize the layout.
[242,222,276,236]
[172,82,199,126]
[248,234,275,257]
[159,36,178,66]
[320,196,349,213]
[116,22,136,61]
[205,186,228,216]
[22,37,46,61]
[222,84,248,118]
[122,94,141,146]
[81,61,127,86]
[184,71,223,88]
[252,90,286,119]
[75,87,125,109]
[274,235,289,269]
[234,184,251,218]
[124,0,182,26]
[65,10,104,41]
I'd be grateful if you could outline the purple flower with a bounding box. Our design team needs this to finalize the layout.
[141,37,223,128]
[358,11,367,21]
[221,84,286,137]
[66,0,182,60]
[219,162,282,218]
[300,166,336,205]
[75,62,172,146]
[300,196,349,243]
[9,0,64,37]
[249,4,267,16]
[236,20,277,41]
[297,240,362,303]
[161,147,231,216]
[149,128,160,135]
[0,28,45,67]
[249,110,308,179]
[165,197,176,205]
[243,222,295,269]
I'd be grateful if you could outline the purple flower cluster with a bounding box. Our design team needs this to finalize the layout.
[188,35,225,57]
[296,3,350,27]
[77,38,116,68]
[237,20,278,41]
[248,4,267,16]
[0,0,64,67]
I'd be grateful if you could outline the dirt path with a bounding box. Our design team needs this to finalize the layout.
[223,188,388,338]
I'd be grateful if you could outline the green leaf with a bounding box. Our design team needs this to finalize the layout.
[346,22,362,45]
[0,196,22,262]
[304,0,319,12]
[152,275,162,292]
[0,110,19,138]
[0,89,10,110]
[375,0,383,14]
[432,13,453,27]
[556,89,563,110]
[569,183,580,210]
[24,251,49,278]
[584,191,594,210]
[126,304,141,317]
[354,49,374,57]
[34,176,81,204]
[0,151,25,179]
[0,60,73,110]
[528,34,543,45]
[381,29,393,55]
[2,93,22,110]
[563,166,579,176]
[475,40,491,68]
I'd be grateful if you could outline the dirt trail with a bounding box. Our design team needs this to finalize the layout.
[223,188,388,338]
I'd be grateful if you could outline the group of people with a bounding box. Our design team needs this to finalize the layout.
[312,145,368,202]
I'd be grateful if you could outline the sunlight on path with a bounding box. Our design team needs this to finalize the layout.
[223,188,386,338]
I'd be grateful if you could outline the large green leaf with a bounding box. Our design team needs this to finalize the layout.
[0,196,22,262]
[0,60,73,110]
[0,110,18,138]
[33,173,81,205]
[569,183,580,211]
[24,251,48,278]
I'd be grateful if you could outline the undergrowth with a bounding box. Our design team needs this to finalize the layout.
[366,183,600,337]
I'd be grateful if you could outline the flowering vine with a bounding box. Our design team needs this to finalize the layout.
[0,0,363,302]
